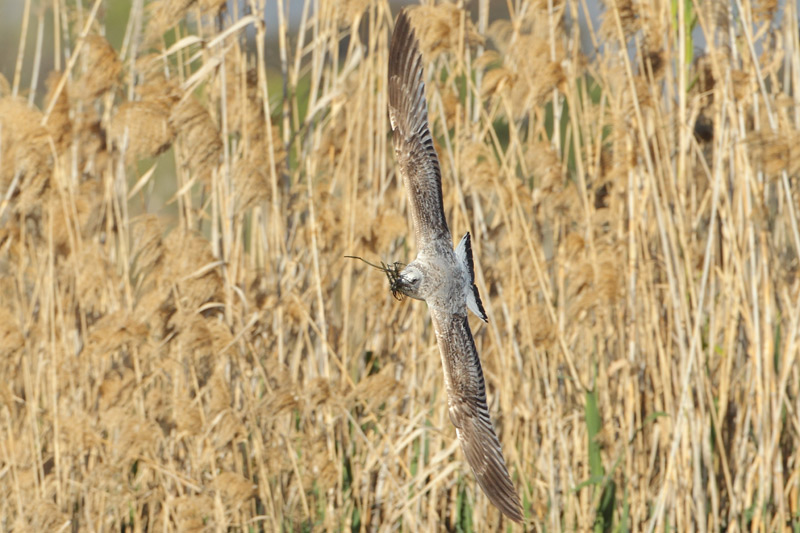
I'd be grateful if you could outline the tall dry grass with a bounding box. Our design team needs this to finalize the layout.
[0,0,799,530]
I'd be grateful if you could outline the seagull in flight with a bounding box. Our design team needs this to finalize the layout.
[387,9,524,524]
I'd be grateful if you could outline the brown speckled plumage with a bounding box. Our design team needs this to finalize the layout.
[388,9,524,524]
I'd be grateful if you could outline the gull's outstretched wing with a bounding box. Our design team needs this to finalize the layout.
[430,308,524,523]
[388,10,451,248]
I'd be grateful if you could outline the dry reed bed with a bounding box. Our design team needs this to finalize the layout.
[0,0,799,530]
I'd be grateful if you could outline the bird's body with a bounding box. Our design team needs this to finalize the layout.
[387,9,524,524]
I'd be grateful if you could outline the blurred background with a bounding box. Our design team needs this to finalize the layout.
[0,0,798,532]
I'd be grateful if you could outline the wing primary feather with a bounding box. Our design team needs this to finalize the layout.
[388,9,450,247]
[432,310,524,523]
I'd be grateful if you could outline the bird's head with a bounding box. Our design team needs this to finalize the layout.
[342,255,426,301]
[392,263,425,301]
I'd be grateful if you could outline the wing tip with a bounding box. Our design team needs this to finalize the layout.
[473,457,525,523]
[393,8,416,49]
[389,8,419,81]
[388,8,425,118]
[476,472,525,524]
[458,232,489,322]
[472,285,489,323]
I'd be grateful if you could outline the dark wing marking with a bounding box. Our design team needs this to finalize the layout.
[471,284,487,322]
[388,10,451,248]
[431,308,524,523]
[460,232,488,322]
[456,232,488,322]
[463,232,475,274]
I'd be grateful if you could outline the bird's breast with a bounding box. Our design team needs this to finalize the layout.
[421,261,468,314]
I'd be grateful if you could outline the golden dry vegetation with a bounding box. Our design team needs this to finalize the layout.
[1,0,800,531]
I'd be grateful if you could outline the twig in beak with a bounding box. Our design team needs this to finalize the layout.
[345,255,406,300]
